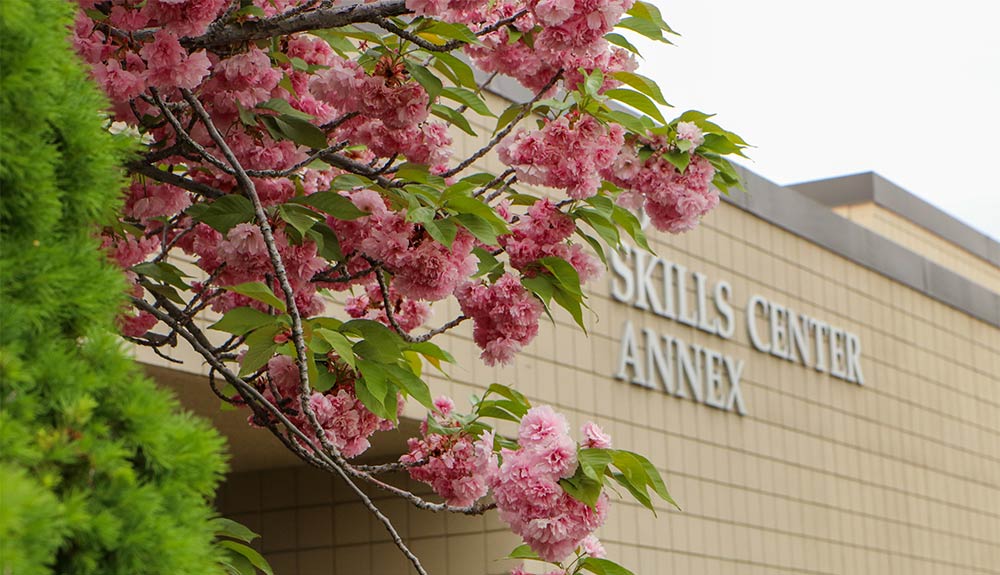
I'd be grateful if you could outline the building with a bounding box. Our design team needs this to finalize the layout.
[144,110,1000,574]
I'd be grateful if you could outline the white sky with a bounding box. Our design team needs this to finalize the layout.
[632,0,1000,240]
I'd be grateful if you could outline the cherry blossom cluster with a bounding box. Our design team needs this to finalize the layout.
[604,123,719,233]
[492,407,612,562]
[455,273,544,365]
[262,355,399,458]
[465,0,637,93]
[400,396,498,507]
[501,199,602,283]
[499,113,626,200]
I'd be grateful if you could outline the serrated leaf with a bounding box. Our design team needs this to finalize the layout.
[315,328,356,369]
[611,205,651,251]
[186,195,255,233]
[356,360,392,418]
[386,364,433,410]
[538,256,583,297]
[604,89,665,124]
[218,540,273,575]
[581,557,636,575]
[258,98,313,121]
[431,103,477,136]
[404,62,443,102]
[210,307,281,335]
[605,32,641,55]
[612,71,668,106]
[507,543,541,560]
[423,21,479,44]
[471,246,503,279]
[278,203,324,237]
[211,517,260,543]
[239,326,282,376]
[433,52,477,88]
[454,213,498,245]
[422,217,458,248]
[224,282,287,312]
[616,17,669,44]
[664,149,691,173]
[306,221,344,262]
[275,115,328,149]
[132,261,192,290]
[494,103,523,134]
[440,86,494,117]
[599,109,653,135]
[295,191,367,220]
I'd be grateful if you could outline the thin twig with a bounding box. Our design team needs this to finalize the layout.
[442,70,562,178]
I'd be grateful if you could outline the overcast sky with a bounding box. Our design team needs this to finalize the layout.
[632,0,1000,240]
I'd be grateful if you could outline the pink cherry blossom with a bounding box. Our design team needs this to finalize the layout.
[455,273,543,365]
[581,422,612,449]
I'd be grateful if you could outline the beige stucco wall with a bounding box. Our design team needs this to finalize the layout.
[833,202,1000,293]
[196,197,1000,575]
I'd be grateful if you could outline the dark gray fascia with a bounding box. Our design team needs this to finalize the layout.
[727,167,1000,327]
[791,172,1000,268]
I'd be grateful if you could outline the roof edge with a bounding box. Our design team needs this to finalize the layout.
[791,172,1000,268]
[726,167,999,327]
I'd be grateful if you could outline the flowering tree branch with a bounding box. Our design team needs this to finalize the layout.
[80,0,749,573]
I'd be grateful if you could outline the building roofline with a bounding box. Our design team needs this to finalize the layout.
[483,82,999,327]
[790,172,1000,268]
[726,167,999,327]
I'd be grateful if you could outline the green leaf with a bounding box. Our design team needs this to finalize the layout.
[295,191,367,220]
[407,340,455,372]
[559,467,603,508]
[700,133,742,155]
[616,17,669,44]
[132,261,192,290]
[584,68,605,97]
[273,115,328,149]
[581,557,636,575]
[578,448,613,482]
[211,517,260,543]
[552,282,586,331]
[538,256,583,297]
[471,246,503,279]
[440,86,494,117]
[433,52,478,89]
[257,98,313,121]
[218,540,273,575]
[329,174,373,191]
[604,32,641,55]
[484,383,531,408]
[423,21,479,44]
[278,203,324,237]
[612,71,668,106]
[611,205,651,251]
[224,282,287,312]
[507,543,541,560]
[404,62,443,102]
[627,0,677,35]
[355,360,392,418]
[431,103,477,136]
[186,195,255,233]
[385,364,433,410]
[239,326,282,376]
[454,213,498,245]
[599,109,653,135]
[314,328,356,369]
[306,221,344,262]
[446,195,507,229]
[664,149,691,173]
[604,89,665,124]
[494,103,523,134]
[521,274,554,305]
[210,307,281,336]
[341,318,404,363]
[423,217,458,248]
[575,208,620,248]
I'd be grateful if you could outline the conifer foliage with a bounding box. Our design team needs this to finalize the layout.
[0,2,227,573]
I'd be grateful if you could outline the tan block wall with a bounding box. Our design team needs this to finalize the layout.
[833,202,1000,293]
[211,199,1000,575]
